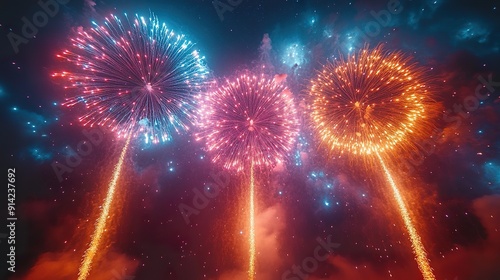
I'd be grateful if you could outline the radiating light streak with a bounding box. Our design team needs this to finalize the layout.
[376,152,435,280]
[78,135,131,280]
[248,161,256,280]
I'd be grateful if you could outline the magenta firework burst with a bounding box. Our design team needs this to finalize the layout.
[197,73,299,172]
[53,14,209,144]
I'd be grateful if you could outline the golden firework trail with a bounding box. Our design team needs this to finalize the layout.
[376,152,435,280]
[196,73,299,279]
[248,161,256,280]
[78,135,131,280]
[308,46,439,280]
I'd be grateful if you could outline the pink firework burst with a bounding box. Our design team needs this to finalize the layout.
[197,73,299,172]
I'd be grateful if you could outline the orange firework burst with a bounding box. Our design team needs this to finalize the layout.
[308,45,437,280]
[309,45,437,158]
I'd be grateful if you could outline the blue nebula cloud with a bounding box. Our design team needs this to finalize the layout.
[30,148,53,162]
[483,161,500,192]
[456,22,490,43]
[281,42,306,68]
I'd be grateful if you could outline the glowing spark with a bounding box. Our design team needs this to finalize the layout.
[78,135,131,280]
[248,161,256,280]
[376,152,435,280]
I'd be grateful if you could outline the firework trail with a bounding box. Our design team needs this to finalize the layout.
[53,13,208,144]
[308,46,437,280]
[248,161,256,280]
[197,73,299,279]
[376,152,435,280]
[79,135,130,280]
[54,13,208,279]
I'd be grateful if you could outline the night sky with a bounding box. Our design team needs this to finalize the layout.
[1,0,500,279]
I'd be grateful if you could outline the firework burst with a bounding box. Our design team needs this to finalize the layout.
[197,73,299,279]
[197,73,299,172]
[53,13,208,144]
[309,45,437,158]
[308,46,437,280]
[53,13,208,280]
